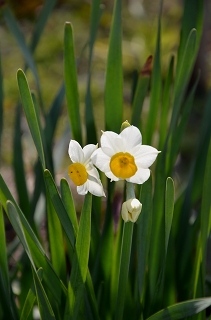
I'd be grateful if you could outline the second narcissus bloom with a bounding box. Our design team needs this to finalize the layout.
[91,125,160,184]
[121,198,142,223]
[68,140,105,197]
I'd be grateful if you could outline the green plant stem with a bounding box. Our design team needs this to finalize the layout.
[115,182,135,320]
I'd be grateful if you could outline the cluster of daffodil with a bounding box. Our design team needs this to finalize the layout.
[68,122,160,222]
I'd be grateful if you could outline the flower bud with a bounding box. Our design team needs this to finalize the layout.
[121,198,142,223]
[120,120,131,132]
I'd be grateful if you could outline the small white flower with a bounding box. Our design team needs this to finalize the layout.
[91,125,160,184]
[121,198,142,222]
[68,140,105,197]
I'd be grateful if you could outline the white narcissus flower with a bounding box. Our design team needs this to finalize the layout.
[68,140,105,197]
[121,198,142,223]
[91,125,160,184]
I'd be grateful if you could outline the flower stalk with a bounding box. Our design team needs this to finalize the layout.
[114,182,136,320]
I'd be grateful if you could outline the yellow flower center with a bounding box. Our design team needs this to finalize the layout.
[110,152,137,179]
[68,163,88,186]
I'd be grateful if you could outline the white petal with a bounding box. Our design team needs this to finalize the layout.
[68,140,84,163]
[86,177,105,197]
[77,183,88,195]
[87,166,101,180]
[133,145,160,168]
[101,131,124,153]
[91,148,111,172]
[83,144,97,163]
[104,170,120,182]
[101,147,116,157]
[120,126,142,149]
[127,167,150,184]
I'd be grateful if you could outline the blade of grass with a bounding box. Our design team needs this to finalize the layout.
[114,182,135,320]
[168,71,200,172]
[0,204,18,320]
[13,105,30,217]
[168,29,197,138]
[192,138,211,298]
[159,55,174,149]
[46,193,66,284]
[0,176,64,304]
[29,0,57,53]
[60,179,100,320]
[104,0,123,131]
[145,2,162,145]
[32,268,56,320]
[17,69,46,169]
[85,0,102,143]
[64,22,82,145]
[3,6,40,89]
[177,0,203,71]
[20,268,43,320]
[60,178,78,234]
[131,56,152,129]
[64,193,92,320]
[150,178,174,313]
[164,178,174,255]
[146,297,211,320]
[0,55,3,156]
[137,175,152,304]
[44,169,75,248]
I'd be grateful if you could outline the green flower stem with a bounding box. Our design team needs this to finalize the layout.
[115,182,135,320]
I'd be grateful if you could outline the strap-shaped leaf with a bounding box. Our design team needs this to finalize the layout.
[17,69,46,169]
[65,193,92,319]
[0,175,64,304]
[20,268,43,320]
[0,205,18,320]
[3,6,40,87]
[146,297,211,320]
[32,268,56,320]
[165,177,174,254]
[105,0,123,131]
[44,169,75,248]
[64,22,82,145]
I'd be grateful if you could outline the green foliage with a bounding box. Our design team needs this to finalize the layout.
[0,0,211,319]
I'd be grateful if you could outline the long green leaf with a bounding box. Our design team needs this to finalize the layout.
[0,55,3,154]
[17,69,46,169]
[159,55,174,149]
[137,175,152,302]
[46,193,66,283]
[177,0,203,71]
[145,2,162,144]
[192,138,211,298]
[0,175,64,304]
[114,182,135,320]
[13,105,30,216]
[0,205,18,320]
[131,57,151,129]
[60,178,78,234]
[146,298,211,320]
[105,0,123,131]
[169,29,197,136]
[165,177,174,254]
[32,268,56,320]
[20,268,43,320]
[64,22,82,145]
[44,169,75,248]
[3,6,40,87]
[65,193,92,320]
[85,0,102,143]
[29,0,57,53]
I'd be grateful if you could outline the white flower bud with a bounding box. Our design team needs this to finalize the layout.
[121,198,142,223]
